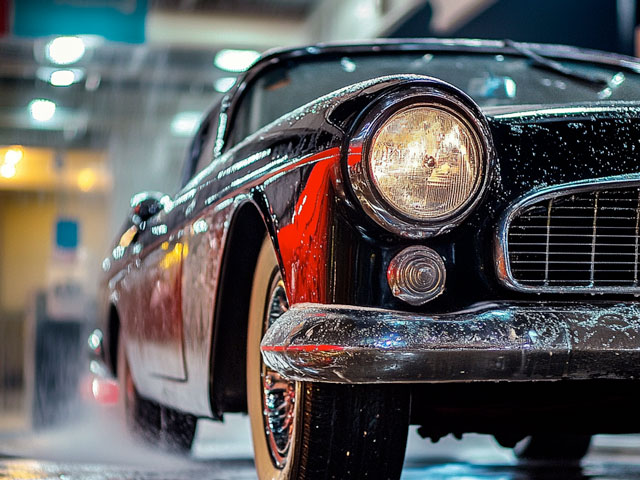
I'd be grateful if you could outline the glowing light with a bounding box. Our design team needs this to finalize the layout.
[29,99,56,122]
[214,49,260,73]
[46,36,85,65]
[170,111,201,137]
[0,163,16,178]
[4,147,23,165]
[50,69,76,87]
[77,167,96,192]
[369,106,482,220]
[214,76,236,93]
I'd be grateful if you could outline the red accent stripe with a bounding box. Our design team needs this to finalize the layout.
[347,145,363,167]
[262,344,344,353]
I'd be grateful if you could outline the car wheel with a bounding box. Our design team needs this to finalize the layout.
[246,237,410,479]
[117,331,198,453]
[515,434,591,462]
[117,331,161,444]
[161,406,197,453]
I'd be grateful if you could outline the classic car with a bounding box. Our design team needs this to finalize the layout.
[98,38,640,478]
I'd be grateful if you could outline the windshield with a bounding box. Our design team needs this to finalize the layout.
[232,52,640,143]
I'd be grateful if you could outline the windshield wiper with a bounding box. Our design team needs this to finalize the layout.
[504,39,610,87]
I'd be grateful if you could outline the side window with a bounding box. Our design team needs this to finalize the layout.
[194,115,219,174]
[180,104,221,188]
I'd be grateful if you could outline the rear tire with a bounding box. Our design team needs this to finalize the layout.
[161,406,197,453]
[117,334,161,444]
[247,237,410,479]
[515,434,591,462]
[117,330,197,453]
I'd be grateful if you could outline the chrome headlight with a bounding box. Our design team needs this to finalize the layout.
[347,80,493,238]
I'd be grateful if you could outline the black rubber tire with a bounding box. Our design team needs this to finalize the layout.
[161,406,198,453]
[296,382,410,479]
[118,330,197,453]
[117,334,161,445]
[247,237,410,479]
[515,434,592,462]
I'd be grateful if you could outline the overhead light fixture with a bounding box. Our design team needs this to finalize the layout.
[36,67,84,86]
[45,36,86,65]
[0,162,15,178]
[29,99,57,122]
[214,49,260,73]
[170,111,201,137]
[4,147,23,165]
[214,77,236,93]
[77,167,97,192]
[50,69,76,87]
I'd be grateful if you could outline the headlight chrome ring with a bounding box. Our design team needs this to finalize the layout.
[346,79,494,238]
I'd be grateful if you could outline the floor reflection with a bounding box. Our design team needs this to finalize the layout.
[2,406,640,479]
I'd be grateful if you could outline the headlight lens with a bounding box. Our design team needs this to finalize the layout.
[369,105,483,221]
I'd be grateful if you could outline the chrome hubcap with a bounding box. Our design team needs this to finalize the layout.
[261,278,295,468]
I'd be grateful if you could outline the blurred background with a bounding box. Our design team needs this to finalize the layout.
[1,0,640,464]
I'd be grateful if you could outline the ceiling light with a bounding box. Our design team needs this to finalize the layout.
[170,111,201,137]
[77,168,97,192]
[4,147,23,165]
[29,99,56,122]
[36,67,84,86]
[214,77,236,93]
[50,69,76,87]
[214,49,260,73]
[0,163,16,178]
[45,36,86,65]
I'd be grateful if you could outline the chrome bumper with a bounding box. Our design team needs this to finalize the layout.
[260,302,640,383]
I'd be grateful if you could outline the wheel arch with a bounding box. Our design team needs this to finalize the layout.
[209,199,269,417]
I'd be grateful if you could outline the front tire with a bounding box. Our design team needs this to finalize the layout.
[515,434,591,463]
[247,237,410,479]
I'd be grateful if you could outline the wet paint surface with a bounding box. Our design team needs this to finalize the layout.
[98,45,640,422]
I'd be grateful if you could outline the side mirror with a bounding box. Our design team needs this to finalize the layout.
[130,191,168,225]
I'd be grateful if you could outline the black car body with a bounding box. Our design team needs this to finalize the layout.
[99,39,640,478]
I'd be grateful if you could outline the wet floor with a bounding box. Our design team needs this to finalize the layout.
[3,406,640,479]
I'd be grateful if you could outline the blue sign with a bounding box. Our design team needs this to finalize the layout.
[55,218,79,250]
[13,0,147,43]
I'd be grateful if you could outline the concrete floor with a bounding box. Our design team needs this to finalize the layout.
[3,404,640,479]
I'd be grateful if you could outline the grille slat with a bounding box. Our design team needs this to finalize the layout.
[504,185,640,292]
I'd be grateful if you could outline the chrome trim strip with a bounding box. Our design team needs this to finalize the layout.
[495,173,640,294]
[261,302,640,384]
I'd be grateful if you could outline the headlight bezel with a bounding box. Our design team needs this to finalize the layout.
[346,80,495,238]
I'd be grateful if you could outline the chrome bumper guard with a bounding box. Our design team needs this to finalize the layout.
[260,302,640,384]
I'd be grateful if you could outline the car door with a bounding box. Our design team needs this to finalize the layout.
[129,107,221,382]
[129,211,188,381]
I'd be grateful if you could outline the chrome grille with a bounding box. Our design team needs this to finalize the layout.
[498,176,640,293]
